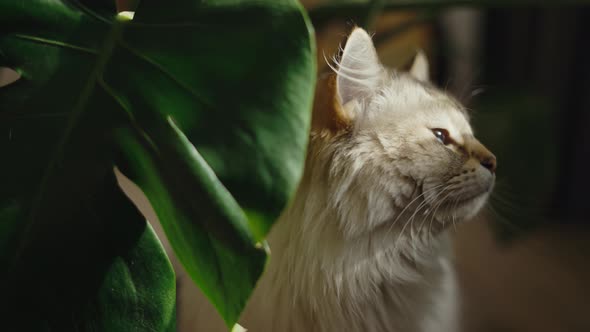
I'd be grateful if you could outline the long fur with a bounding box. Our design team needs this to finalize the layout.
[177,28,495,332]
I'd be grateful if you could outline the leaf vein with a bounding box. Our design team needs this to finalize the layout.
[117,40,214,108]
[13,34,98,55]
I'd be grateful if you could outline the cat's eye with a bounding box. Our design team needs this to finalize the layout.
[432,128,450,145]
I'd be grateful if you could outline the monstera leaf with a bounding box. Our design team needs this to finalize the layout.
[0,0,315,329]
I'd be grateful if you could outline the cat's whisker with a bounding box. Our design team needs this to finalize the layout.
[415,182,462,236]
[424,187,458,235]
[386,183,444,236]
[390,181,459,243]
[425,201,442,241]
[391,191,437,244]
[398,184,452,248]
[404,185,448,228]
[484,202,523,233]
[450,197,461,232]
[418,180,462,240]
[422,190,450,241]
[395,195,434,248]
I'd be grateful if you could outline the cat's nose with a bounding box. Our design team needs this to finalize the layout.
[480,155,496,173]
[466,138,496,173]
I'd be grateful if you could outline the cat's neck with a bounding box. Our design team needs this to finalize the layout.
[241,154,455,331]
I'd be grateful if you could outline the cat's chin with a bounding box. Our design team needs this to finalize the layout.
[434,191,490,223]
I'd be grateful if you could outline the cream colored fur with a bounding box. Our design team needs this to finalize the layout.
[177,28,495,332]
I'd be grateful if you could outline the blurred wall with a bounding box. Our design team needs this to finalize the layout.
[307,4,590,332]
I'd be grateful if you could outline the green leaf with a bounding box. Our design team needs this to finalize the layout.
[1,2,176,330]
[110,0,316,324]
[126,0,316,240]
[113,122,268,326]
[0,171,176,331]
[88,221,177,332]
[0,0,315,328]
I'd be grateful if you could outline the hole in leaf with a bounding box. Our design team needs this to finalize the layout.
[0,67,21,88]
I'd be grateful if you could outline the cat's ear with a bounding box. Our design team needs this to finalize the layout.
[336,28,382,105]
[409,50,429,82]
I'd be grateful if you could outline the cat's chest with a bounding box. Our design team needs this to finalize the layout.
[237,238,458,332]
[239,272,456,332]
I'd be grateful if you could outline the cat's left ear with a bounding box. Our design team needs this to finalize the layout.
[409,50,430,82]
[336,28,383,106]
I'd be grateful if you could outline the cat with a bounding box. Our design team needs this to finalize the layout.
[178,27,496,332]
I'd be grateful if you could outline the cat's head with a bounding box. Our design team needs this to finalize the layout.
[311,28,495,239]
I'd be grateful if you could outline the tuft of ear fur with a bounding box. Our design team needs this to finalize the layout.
[409,50,430,82]
[312,74,352,133]
[335,28,383,106]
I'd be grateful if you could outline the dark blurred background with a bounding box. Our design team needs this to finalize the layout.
[304,2,590,331]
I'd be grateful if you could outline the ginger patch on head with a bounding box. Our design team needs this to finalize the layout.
[311,74,352,134]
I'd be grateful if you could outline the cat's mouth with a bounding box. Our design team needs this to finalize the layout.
[439,192,483,209]
[431,189,490,222]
